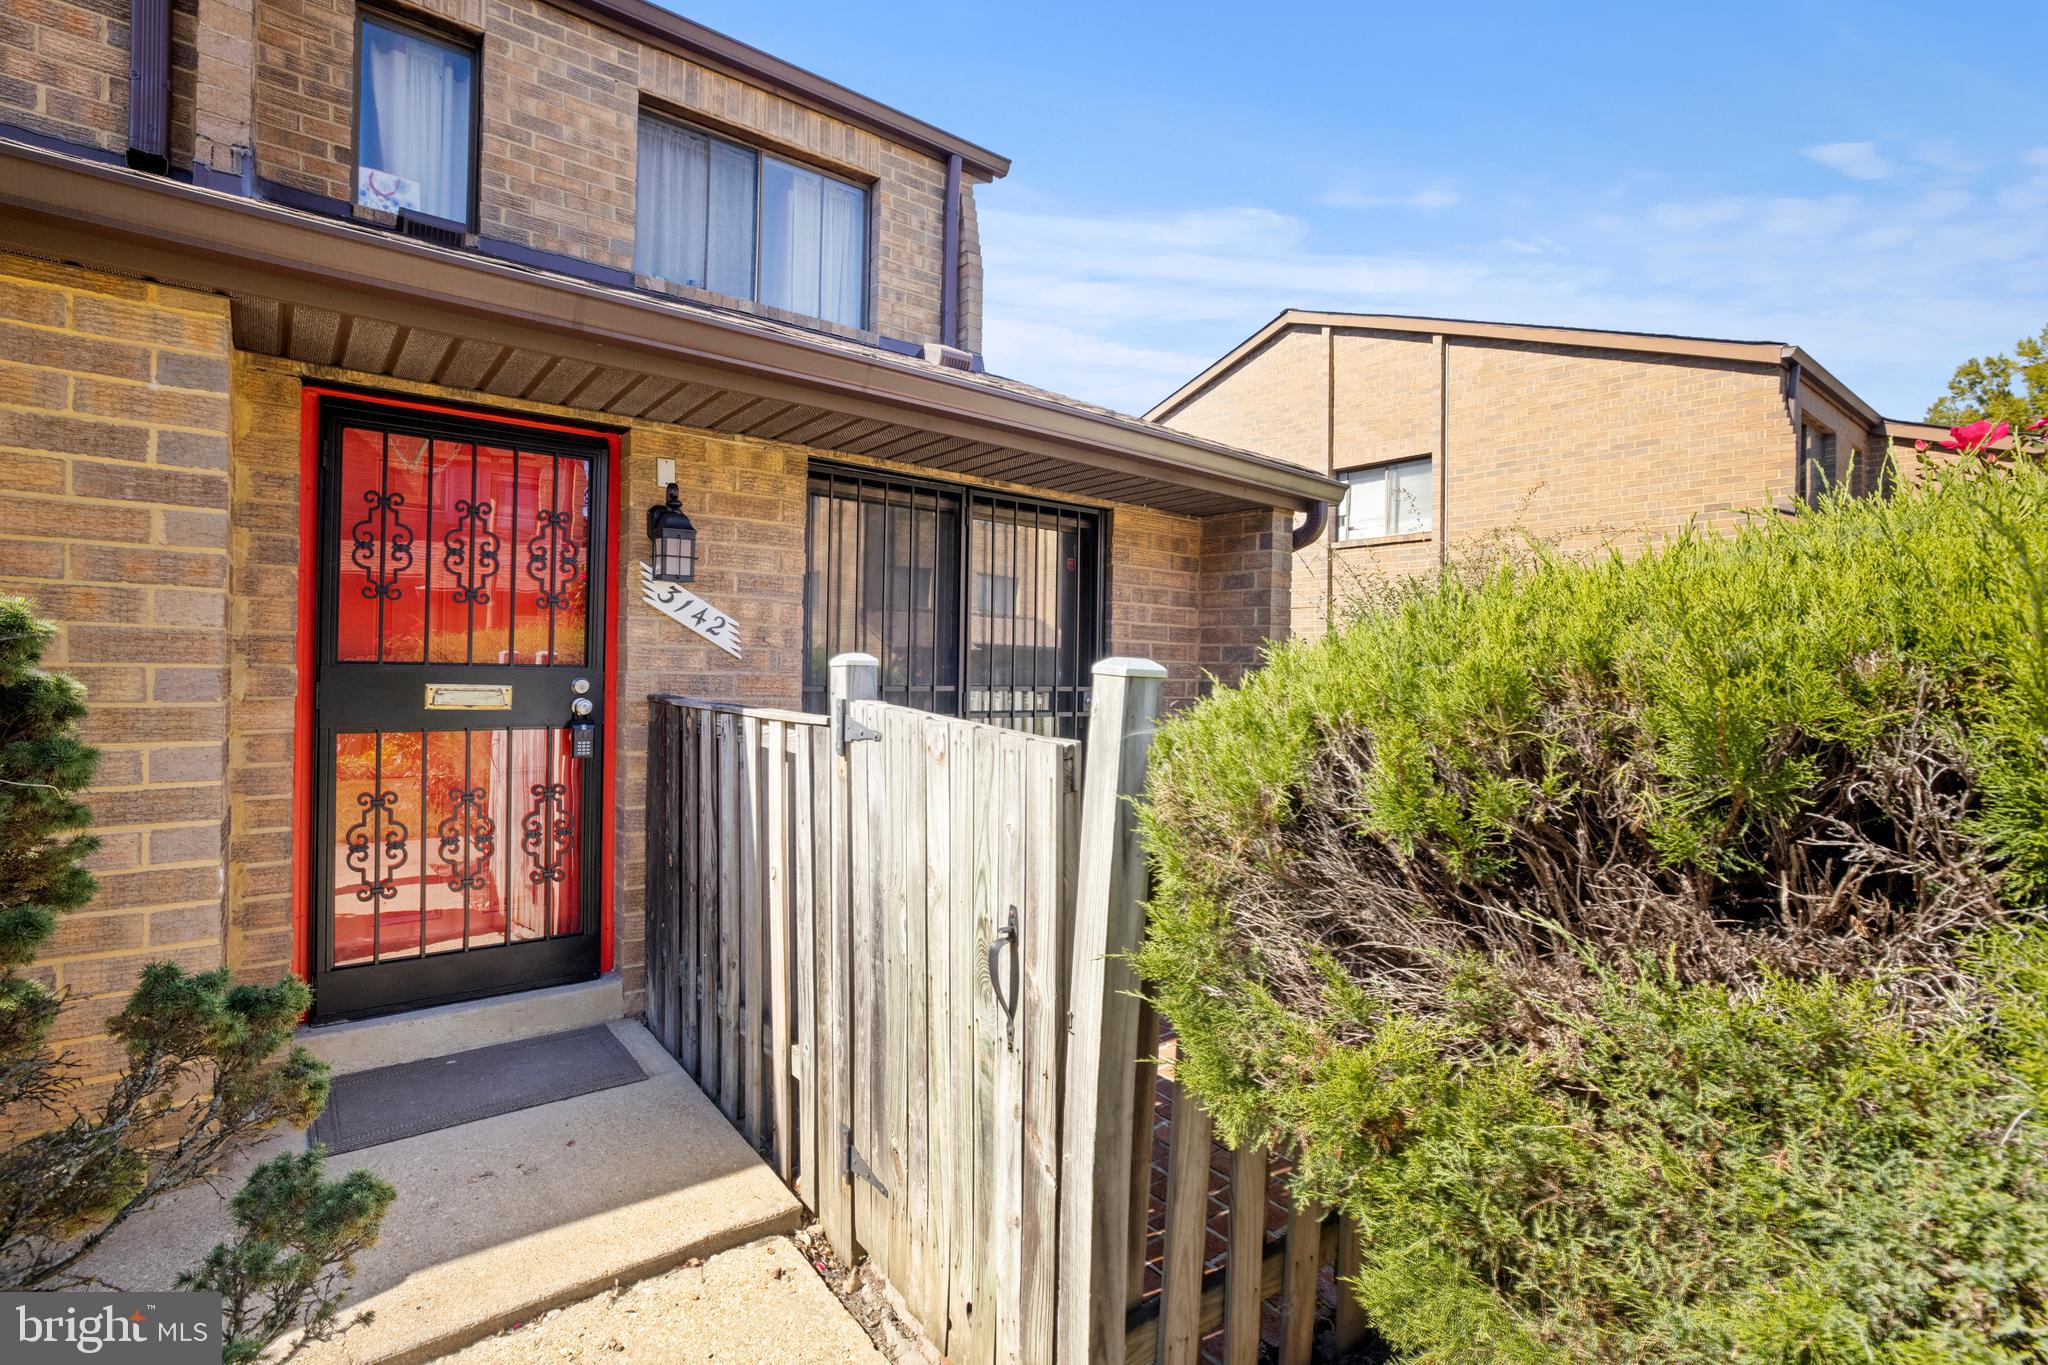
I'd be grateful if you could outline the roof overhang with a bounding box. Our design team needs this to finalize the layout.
[1150,309,1884,430]
[565,0,1008,180]
[0,141,1336,517]
[1781,346,1882,427]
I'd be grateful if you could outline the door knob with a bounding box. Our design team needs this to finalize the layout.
[570,697,594,717]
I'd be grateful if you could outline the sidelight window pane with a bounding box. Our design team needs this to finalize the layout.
[356,17,474,225]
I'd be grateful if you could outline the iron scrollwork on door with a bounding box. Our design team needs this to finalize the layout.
[350,485,414,604]
[526,506,582,611]
[343,785,408,903]
[437,781,497,894]
[521,774,572,891]
[442,495,501,608]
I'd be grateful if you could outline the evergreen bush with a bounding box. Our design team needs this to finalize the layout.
[1136,447,2048,1361]
[0,594,394,1356]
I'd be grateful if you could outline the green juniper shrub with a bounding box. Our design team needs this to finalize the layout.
[1136,446,2048,1362]
[0,594,394,1358]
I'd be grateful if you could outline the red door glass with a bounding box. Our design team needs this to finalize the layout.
[336,430,589,666]
[331,725,583,965]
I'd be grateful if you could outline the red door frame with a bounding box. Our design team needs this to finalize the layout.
[291,385,622,986]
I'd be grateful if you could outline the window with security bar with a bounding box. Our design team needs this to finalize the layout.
[802,466,1103,738]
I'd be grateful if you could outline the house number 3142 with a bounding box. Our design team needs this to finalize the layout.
[638,562,742,658]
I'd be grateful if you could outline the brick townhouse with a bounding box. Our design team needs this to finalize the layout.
[1151,310,1934,637]
[0,0,1337,1055]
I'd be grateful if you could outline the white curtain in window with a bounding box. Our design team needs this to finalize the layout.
[359,21,472,224]
[635,117,709,286]
[818,177,866,328]
[1391,459,1433,533]
[761,157,824,320]
[707,138,757,299]
[1339,467,1387,539]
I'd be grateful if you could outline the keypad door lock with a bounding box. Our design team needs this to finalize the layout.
[568,694,596,759]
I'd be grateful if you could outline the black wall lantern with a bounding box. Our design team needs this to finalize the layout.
[646,483,697,583]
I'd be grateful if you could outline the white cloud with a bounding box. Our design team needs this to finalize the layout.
[976,158,2048,423]
[2024,147,2048,170]
[1318,179,1461,211]
[1802,141,1896,180]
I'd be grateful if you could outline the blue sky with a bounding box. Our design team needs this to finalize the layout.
[675,0,2048,421]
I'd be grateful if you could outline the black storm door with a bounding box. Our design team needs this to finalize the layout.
[311,399,608,1021]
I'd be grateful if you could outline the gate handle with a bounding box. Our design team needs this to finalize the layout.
[985,907,1019,1051]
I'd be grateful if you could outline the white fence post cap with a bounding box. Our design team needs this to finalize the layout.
[1089,657,1168,680]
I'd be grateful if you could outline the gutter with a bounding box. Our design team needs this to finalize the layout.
[0,140,1334,511]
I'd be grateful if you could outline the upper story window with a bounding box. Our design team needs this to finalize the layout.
[636,111,869,330]
[355,14,477,227]
[1801,422,1838,502]
[1337,456,1433,540]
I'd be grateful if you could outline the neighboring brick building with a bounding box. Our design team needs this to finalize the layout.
[1151,311,1906,638]
[0,2,1333,1062]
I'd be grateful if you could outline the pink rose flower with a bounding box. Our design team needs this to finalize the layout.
[1940,419,2010,451]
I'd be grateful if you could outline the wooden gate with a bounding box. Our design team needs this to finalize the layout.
[645,656,1077,1363]
[646,656,1367,1365]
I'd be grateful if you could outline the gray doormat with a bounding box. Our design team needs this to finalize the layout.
[308,1025,647,1155]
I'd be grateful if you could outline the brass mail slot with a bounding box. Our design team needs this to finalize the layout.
[424,684,513,710]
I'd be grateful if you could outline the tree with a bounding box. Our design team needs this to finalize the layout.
[1928,323,2048,427]
[0,594,393,1355]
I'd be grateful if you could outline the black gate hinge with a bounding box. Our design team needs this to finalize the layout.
[842,1124,889,1198]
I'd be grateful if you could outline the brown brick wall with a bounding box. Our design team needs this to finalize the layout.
[957,180,984,355]
[0,0,132,154]
[1196,508,1290,690]
[1161,324,1328,641]
[1440,340,1794,553]
[0,250,233,1087]
[1164,323,1866,636]
[1794,380,1880,496]
[233,0,957,343]
[225,357,305,984]
[1107,506,1202,711]
[251,0,355,201]
[477,0,637,269]
[0,0,200,163]
[193,0,256,176]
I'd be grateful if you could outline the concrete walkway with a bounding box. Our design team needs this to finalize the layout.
[441,1236,884,1364]
[78,1019,805,1364]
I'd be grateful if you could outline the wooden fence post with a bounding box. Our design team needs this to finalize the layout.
[820,653,878,1265]
[1055,657,1168,1365]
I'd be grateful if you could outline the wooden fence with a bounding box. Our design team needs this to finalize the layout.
[646,655,1368,1365]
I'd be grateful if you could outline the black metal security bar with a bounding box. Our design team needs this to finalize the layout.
[802,464,1102,738]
